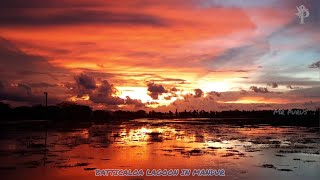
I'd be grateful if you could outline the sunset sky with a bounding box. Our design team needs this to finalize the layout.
[0,0,320,111]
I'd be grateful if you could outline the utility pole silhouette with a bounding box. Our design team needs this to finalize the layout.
[44,92,48,107]
[43,92,48,166]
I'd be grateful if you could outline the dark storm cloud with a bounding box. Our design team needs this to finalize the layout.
[170,87,179,92]
[97,80,116,96]
[92,85,146,107]
[250,86,270,93]
[72,75,143,106]
[309,61,320,68]
[194,89,204,98]
[75,73,97,90]
[267,82,278,88]
[0,8,166,27]
[90,95,124,105]
[286,85,294,89]
[240,89,247,95]
[207,91,221,97]
[0,81,59,104]
[125,96,144,107]
[147,83,168,100]
[89,80,124,105]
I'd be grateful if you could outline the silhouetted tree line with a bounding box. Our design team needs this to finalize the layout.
[0,102,319,126]
[1,102,92,122]
[0,102,148,122]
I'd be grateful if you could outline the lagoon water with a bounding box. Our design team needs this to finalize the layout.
[0,118,319,179]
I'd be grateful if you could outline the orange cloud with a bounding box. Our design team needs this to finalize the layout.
[1,0,317,110]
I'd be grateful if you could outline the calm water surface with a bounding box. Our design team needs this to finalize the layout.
[0,118,319,179]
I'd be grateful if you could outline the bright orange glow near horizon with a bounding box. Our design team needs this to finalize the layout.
[221,97,290,104]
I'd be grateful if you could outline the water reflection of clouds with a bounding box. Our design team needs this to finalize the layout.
[114,126,199,144]
[1,121,319,179]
